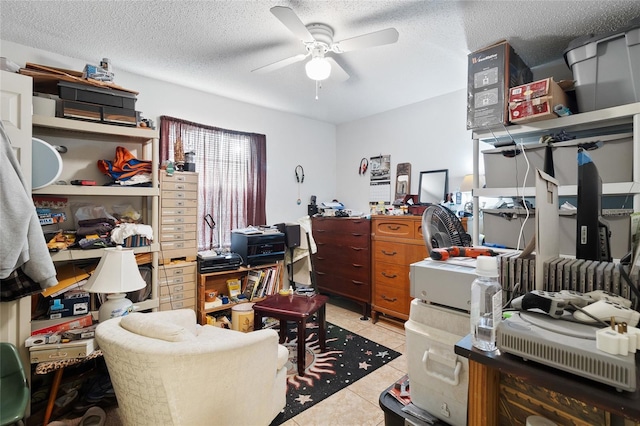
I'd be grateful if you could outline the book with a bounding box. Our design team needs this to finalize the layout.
[255,270,269,298]
[227,279,242,298]
[242,272,260,300]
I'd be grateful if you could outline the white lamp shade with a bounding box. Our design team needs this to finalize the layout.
[83,246,146,294]
[305,57,331,81]
[460,174,486,192]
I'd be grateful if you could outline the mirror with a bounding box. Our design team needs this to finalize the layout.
[395,162,411,202]
[418,169,448,205]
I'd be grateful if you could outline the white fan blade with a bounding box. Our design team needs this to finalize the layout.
[326,57,350,82]
[333,28,399,53]
[270,6,315,43]
[251,53,309,74]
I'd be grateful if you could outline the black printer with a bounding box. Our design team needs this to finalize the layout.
[231,231,285,266]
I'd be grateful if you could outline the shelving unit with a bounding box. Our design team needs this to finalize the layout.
[31,115,160,313]
[471,102,640,248]
[196,262,282,325]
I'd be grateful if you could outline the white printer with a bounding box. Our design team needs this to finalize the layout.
[406,258,476,426]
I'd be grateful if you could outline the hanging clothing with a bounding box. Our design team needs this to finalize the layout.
[0,123,57,295]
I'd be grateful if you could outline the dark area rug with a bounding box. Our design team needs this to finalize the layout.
[270,320,401,425]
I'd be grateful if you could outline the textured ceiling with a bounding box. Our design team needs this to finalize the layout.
[1,0,640,124]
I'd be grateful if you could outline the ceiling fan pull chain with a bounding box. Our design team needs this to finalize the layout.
[315,80,319,100]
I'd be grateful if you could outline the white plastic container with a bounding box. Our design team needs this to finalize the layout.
[405,300,469,426]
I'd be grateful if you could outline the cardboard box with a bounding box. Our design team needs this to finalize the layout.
[31,314,93,336]
[48,294,90,319]
[467,41,532,130]
[508,78,569,124]
[508,77,566,103]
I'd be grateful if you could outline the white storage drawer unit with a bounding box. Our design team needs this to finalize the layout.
[405,299,469,426]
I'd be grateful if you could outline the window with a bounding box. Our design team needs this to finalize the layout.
[160,116,266,251]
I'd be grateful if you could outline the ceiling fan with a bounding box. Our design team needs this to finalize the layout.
[252,6,399,82]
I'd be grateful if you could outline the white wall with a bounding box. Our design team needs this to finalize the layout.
[0,40,337,224]
[336,89,483,213]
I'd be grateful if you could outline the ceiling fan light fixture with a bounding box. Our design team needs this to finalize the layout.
[305,57,331,81]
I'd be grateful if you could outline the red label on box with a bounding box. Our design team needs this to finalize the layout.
[509,97,554,123]
[509,79,551,103]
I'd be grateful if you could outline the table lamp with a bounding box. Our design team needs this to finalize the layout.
[82,246,146,323]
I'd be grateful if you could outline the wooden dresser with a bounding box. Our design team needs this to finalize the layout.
[311,217,371,318]
[371,215,428,323]
[158,171,198,311]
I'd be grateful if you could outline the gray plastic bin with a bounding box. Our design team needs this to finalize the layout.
[564,18,640,112]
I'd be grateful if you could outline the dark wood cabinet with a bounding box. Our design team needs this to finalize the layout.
[312,217,371,318]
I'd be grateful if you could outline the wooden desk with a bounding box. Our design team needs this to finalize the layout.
[455,335,640,425]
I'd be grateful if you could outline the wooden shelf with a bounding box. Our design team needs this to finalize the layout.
[33,115,159,140]
[196,262,283,324]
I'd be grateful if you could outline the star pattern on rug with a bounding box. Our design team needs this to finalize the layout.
[365,350,372,356]
[359,361,372,370]
[377,350,389,358]
[295,394,313,405]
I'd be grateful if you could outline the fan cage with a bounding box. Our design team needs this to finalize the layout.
[422,205,471,252]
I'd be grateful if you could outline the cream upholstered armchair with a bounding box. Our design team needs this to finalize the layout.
[95,309,288,426]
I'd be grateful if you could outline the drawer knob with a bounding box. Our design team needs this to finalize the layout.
[381,250,397,256]
[352,264,364,268]
[351,233,363,237]
[386,225,401,230]
[381,295,397,302]
[382,272,397,279]
[350,246,364,251]
[351,280,365,286]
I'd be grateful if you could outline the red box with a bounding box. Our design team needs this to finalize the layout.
[508,78,567,103]
[509,97,555,123]
[31,314,93,336]
[508,78,569,124]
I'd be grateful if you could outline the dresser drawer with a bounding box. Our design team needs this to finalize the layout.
[161,190,198,200]
[373,282,410,315]
[159,281,196,297]
[160,172,198,184]
[373,219,414,239]
[414,220,425,241]
[312,218,370,233]
[159,297,196,311]
[160,240,197,252]
[314,231,369,249]
[160,223,197,234]
[160,231,197,242]
[158,262,196,279]
[373,261,409,286]
[161,181,197,192]
[373,240,412,264]
[161,198,198,209]
[315,257,370,283]
[316,275,370,302]
[314,245,369,266]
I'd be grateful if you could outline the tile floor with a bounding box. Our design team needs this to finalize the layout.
[282,297,407,426]
[99,296,407,426]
